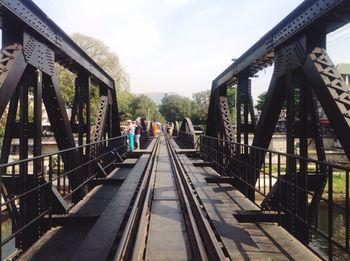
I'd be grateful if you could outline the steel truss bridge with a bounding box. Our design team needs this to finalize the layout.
[1,0,350,260]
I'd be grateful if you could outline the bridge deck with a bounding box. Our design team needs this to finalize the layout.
[19,136,319,261]
[144,138,193,260]
[174,143,318,260]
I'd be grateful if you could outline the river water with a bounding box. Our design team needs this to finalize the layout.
[310,202,350,260]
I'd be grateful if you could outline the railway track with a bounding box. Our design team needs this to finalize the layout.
[112,134,230,260]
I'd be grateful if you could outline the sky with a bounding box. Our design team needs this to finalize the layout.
[33,0,350,102]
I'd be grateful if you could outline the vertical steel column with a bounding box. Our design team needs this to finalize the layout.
[304,27,328,226]
[237,74,255,199]
[75,70,90,201]
[110,87,121,137]
[32,69,43,241]
[296,70,309,244]
[285,63,297,235]
[206,83,220,138]
[86,77,91,145]
[107,89,113,140]
[237,75,253,146]
[18,77,29,249]
[236,80,242,145]
[75,70,90,147]
[33,70,42,156]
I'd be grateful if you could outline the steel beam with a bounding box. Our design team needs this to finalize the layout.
[213,0,349,88]
[0,44,27,118]
[42,74,75,151]
[0,0,114,88]
[304,48,350,160]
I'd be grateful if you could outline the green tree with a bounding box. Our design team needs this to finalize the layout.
[255,91,267,111]
[256,90,295,111]
[117,90,133,121]
[191,90,210,125]
[159,94,192,122]
[56,64,75,108]
[227,87,236,122]
[56,33,131,121]
[71,33,129,92]
[128,94,162,121]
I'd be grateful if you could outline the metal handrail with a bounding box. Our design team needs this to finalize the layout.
[201,135,350,171]
[0,135,127,168]
[200,134,350,260]
[0,135,128,258]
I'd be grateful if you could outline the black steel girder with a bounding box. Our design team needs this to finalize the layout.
[0,0,114,89]
[213,0,350,88]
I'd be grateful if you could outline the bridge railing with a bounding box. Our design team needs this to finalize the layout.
[200,135,350,260]
[0,135,127,255]
[178,130,196,149]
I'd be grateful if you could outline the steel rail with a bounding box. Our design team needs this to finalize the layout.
[112,136,161,260]
[165,134,208,261]
[165,134,229,260]
[112,135,207,260]
[112,133,228,260]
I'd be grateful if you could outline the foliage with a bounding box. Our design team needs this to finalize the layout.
[128,94,163,122]
[159,94,193,122]
[117,89,133,122]
[56,64,76,108]
[256,89,301,112]
[55,33,131,122]
[191,90,210,125]
[227,87,236,122]
[255,91,267,111]
[0,115,5,146]
[190,88,236,125]
[157,89,236,125]
[71,33,129,92]
[324,173,350,194]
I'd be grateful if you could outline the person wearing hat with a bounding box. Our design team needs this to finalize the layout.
[126,119,135,150]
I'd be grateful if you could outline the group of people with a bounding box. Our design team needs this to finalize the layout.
[125,120,175,150]
[151,122,174,137]
[165,122,174,136]
[125,119,143,150]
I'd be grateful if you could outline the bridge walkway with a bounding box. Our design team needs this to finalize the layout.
[143,136,193,260]
[19,135,319,261]
[171,138,319,261]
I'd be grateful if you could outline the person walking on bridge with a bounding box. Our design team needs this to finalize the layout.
[135,119,143,150]
[126,119,135,150]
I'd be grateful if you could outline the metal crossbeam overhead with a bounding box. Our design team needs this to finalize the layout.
[0,0,114,88]
[213,0,350,88]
